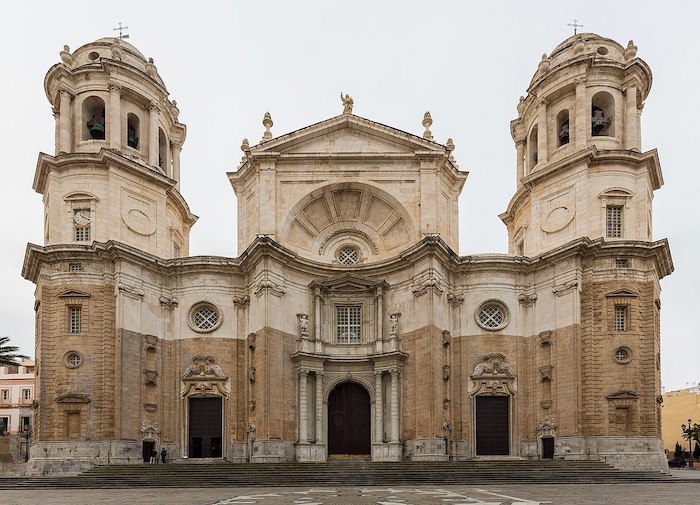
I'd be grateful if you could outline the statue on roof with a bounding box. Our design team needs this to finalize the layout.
[341,92,354,114]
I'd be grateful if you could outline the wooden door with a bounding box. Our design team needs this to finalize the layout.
[188,397,222,458]
[475,395,509,455]
[542,437,554,459]
[328,382,371,455]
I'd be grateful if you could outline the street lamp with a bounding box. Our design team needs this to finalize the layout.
[21,425,31,463]
[681,418,699,468]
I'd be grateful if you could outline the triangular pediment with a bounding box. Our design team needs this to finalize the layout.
[311,273,387,292]
[251,114,445,156]
[605,289,639,298]
[57,289,91,298]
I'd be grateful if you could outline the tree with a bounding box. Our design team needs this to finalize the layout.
[0,336,28,367]
[674,441,687,460]
[694,441,700,461]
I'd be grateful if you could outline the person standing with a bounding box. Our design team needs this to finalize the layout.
[160,447,167,464]
[150,447,157,464]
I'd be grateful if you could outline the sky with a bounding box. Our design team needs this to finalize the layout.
[0,1,697,392]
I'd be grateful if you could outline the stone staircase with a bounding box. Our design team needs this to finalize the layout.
[0,460,676,489]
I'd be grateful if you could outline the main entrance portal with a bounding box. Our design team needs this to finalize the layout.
[328,382,371,456]
[188,397,222,458]
[475,395,509,455]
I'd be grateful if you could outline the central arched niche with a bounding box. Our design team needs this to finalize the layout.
[281,183,416,263]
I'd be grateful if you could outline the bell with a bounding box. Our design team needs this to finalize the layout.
[592,107,606,135]
[89,122,105,140]
[559,121,570,145]
[127,126,138,148]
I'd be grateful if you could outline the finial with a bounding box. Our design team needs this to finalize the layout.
[145,58,157,78]
[422,112,433,140]
[572,36,585,54]
[262,112,273,141]
[111,42,123,61]
[538,53,550,73]
[446,138,456,163]
[241,138,250,153]
[624,40,638,61]
[341,92,354,114]
[170,100,180,121]
[517,96,526,116]
[567,18,583,35]
[113,21,130,40]
[59,45,74,66]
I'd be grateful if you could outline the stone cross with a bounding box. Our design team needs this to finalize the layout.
[567,19,583,35]
[113,21,130,40]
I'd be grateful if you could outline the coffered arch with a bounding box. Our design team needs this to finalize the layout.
[281,182,417,263]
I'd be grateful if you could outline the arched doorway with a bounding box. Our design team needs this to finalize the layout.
[328,382,371,456]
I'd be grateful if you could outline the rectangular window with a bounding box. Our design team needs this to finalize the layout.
[21,416,30,430]
[615,306,628,332]
[74,225,90,242]
[0,390,8,401]
[336,305,361,344]
[69,306,82,333]
[606,206,623,238]
[615,258,629,268]
[173,243,180,259]
[22,389,31,401]
[68,262,83,272]
[0,417,8,435]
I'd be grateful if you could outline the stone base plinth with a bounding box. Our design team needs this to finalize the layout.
[404,438,448,461]
[295,442,326,462]
[372,442,403,461]
[251,439,294,463]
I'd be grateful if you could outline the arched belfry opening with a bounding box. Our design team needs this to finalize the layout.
[557,109,570,146]
[127,113,140,149]
[327,382,371,457]
[82,96,106,140]
[527,125,539,172]
[591,91,615,137]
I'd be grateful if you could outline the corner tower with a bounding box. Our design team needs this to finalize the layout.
[37,38,196,258]
[501,34,661,256]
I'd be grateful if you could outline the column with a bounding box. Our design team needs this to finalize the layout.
[375,286,383,341]
[298,369,308,443]
[419,158,438,237]
[108,82,122,149]
[574,79,587,148]
[624,85,640,151]
[315,371,323,443]
[390,368,400,443]
[515,140,525,184]
[537,100,548,164]
[374,371,384,443]
[171,141,182,189]
[58,89,72,154]
[148,101,160,167]
[314,288,322,341]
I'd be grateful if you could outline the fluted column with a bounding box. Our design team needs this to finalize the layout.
[148,101,160,167]
[374,371,384,443]
[624,85,640,151]
[57,89,72,154]
[108,82,122,150]
[171,141,182,188]
[515,140,525,184]
[315,371,323,443]
[298,369,308,443]
[574,79,587,148]
[390,368,400,443]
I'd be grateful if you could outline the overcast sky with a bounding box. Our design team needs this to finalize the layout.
[0,1,697,392]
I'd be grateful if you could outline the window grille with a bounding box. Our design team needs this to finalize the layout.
[74,225,90,242]
[615,259,628,268]
[22,389,31,401]
[193,306,219,331]
[614,348,629,362]
[173,244,180,259]
[606,206,622,238]
[336,305,361,343]
[69,307,82,333]
[66,353,82,367]
[614,306,627,332]
[1,390,8,401]
[338,246,359,265]
[479,305,504,329]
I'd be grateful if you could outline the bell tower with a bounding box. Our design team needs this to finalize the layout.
[36,38,196,258]
[501,34,662,256]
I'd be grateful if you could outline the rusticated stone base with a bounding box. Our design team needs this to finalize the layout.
[27,440,145,475]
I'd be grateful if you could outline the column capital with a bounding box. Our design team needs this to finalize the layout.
[149,100,161,112]
[297,368,309,378]
[108,81,123,94]
[171,140,183,150]
[574,77,587,87]
[57,87,74,100]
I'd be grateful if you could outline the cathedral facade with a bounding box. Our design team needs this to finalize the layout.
[22,33,673,475]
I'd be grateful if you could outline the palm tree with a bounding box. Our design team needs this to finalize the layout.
[0,336,29,367]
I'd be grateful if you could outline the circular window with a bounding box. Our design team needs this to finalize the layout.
[64,351,83,369]
[613,346,632,364]
[188,302,222,333]
[596,46,609,55]
[475,300,510,331]
[337,246,359,265]
[88,51,100,61]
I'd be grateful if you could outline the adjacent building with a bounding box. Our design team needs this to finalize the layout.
[21,32,673,475]
[0,359,35,461]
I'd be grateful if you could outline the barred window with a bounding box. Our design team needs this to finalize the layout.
[336,305,361,343]
[1,390,8,401]
[606,206,623,238]
[475,300,510,331]
[22,389,31,401]
[615,258,628,268]
[69,306,82,333]
[68,262,83,272]
[188,302,222,333]
[614,306,627,332]
[338,246,359,265]
[614,348,630,363]
[74,225,91,242]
